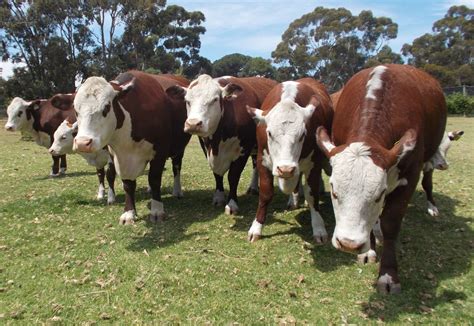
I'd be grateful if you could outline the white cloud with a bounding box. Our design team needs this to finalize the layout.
[0,60,26,79]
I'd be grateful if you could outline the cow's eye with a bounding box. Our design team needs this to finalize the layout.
[61,135,67,140]
[375,189,386,203]
[212,97,219,103]
[299,133,305,142]
[102,104,111,117]
[267,131,273,139]
[17,111,23,117]
[185,100,190,105]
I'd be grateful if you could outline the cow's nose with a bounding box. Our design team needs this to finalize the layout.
[48,148,54,154]
[436,163,449,170]
[335,237,365,253]
[5,125,13,131]
[74,137,93,152]
[184,119,203,133]
[276,165,296,178]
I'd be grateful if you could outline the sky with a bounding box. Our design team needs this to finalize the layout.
[1,0,473,79]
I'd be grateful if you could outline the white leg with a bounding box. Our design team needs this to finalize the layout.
[97,183,105,200]
[107,188,116,205]
[225,199,239,215]
[59,167,67,175]
[50,170,60,177]
[246,167,259,194]
[119,210,136,225]
[248,219,263,242]
[172,173,183,198]
[212,190,226,206]
[377,273,401,294]
[373,219,383,245]
[427,201,439,217]
[304,183,328,244]
[287,192,299,209]
[150,199,165,223]
[357,249,377,264]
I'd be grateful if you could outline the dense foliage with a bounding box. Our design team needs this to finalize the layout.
[446,93,474,115]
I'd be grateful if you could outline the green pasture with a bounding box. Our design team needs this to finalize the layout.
[0,117,472,324]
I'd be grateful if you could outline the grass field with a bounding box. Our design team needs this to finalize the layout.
[0,117,472,324]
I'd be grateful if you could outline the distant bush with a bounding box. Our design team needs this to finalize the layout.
[446,93,474,115]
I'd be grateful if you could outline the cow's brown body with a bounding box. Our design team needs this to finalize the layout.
[330,89,343,110]
[252,78,333,240]
[319,64,447,293]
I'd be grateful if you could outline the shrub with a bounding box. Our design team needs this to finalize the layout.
[446,93,474,115]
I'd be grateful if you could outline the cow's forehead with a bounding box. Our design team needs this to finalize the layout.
[186,75,221,102]
[7,97,28,114]
[75,77,115,113]
[266,100,306,134]
[331,142,386,198]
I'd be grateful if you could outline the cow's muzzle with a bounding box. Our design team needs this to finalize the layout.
[5,125,14,131]
[435,163,449,170]
[276,165,296,178]
[74,136,94,153]
[335,237,365,254]
[184,119,203,134]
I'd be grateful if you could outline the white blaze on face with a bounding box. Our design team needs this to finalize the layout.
[329,143,388,252]
[365,66,387,100]
[184,75,224,137]
[73,77,119,152]
[5,97,32,131]
[428,132,451,170]
[50,120,77,155]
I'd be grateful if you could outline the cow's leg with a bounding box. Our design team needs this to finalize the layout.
[422,169,439,217]
[357,232,378,264]
[171,153,184,198]
[246,154,259,195]
[96,167,106,200]
[148,155,167,223]
[106,159,116,205]
[50,155,61,177]
[120,179,137,225]
[304,166,328,244]
[248,160,273,242]
[59,154,67,174]
[225,154,250,215]
[287,174,301,210]
[377,172,419,294]
[212,173,226,206]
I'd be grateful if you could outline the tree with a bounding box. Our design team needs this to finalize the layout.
[365,45,403,67]
[272,7,399,91]
[241,57,276,78]
[402,5,474,86]
[212,53,251,77]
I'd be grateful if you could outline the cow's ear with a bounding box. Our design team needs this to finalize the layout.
[246,105,266,125]
[316,126,335,158]
[448,130,464,141]
[302,96,319,122]
[51,94,75,110]
[110,78,135,98]
[388,129,417,166]
[166,85,187,101]
[27,99,42,111]
[222,83,243,101]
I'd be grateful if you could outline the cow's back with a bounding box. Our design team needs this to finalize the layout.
[34,101,75,141]
[239,77,278,105]
[334,64,446,161]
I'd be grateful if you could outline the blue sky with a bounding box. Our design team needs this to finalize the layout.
[1,0,473,78]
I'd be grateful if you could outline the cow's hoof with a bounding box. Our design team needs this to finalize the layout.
[59,167,67,175]
[357,249,377,264]
[97,193,105,200]
[377,274,401,295]
[248,220,263,242]
[224,199,239,215]
[119,210,136,225]
[427,202,439,217]
[149,213,165,223]
[172,189,184,199]
[246,187,259,195]
[212,190,226,206]
[107,190,115,205]
[50,172,61,178]
[313,233,328,245]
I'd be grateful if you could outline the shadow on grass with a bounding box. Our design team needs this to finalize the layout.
[34,170,97,180]
[360,190,472,321]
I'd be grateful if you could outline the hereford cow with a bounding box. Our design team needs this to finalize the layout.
[51,72,191,224]
[330,89,343,110]
[49,119,117,204]
[246,78,333,242]
[166,74,277,215]
[316,64,447,294]
[5,97,75,176]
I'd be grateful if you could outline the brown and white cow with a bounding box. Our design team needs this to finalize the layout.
[246,78,333,242]
[166,74,277,215]
[51,71,191,224]
[49,119,117,204]
[316,64,447,294]
[5,97,75,176]
[330,89,343,110]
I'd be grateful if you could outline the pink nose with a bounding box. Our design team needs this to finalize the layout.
[436,163,449,170]
[276,165,296,178]
[5,126,13,131]
[335,238,365,253]
[184,119,203,133]
[74,137,93,152]
[48,148,54,154]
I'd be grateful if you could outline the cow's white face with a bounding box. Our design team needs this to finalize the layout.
[329,143,387,253]
[5,97,34,132]
[73,77,125,153]
[250,99,315,194]
[49,120,77,155]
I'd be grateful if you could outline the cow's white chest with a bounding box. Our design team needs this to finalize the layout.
[80,149,109,169]
[33,131,51,148]
[108,110,155,180]
[208,137,242,176]
[299,150,314,175]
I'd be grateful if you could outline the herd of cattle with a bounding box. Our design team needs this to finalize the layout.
[4,64,465,294]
